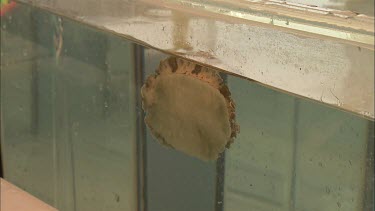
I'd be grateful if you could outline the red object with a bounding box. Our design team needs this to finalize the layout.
[0,1,17,17]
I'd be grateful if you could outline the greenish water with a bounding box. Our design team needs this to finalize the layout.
[1,4,373,211]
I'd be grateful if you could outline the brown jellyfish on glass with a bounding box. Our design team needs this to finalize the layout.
[141,57,239,161]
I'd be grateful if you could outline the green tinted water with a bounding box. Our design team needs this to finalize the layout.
[1,4,373,211]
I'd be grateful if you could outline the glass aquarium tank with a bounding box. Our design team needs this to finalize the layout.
[0,0,373,211]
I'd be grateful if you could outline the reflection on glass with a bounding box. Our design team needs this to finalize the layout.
[1,5,137,211]
[225,76,373,211]
[287,0,374,16]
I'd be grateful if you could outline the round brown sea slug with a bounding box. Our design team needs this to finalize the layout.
[141,57,239,161]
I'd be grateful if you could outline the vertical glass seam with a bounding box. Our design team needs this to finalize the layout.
[134,44,147,211]
[215,152,226,211]
[288,98,299,211]
[362,122,374,211]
